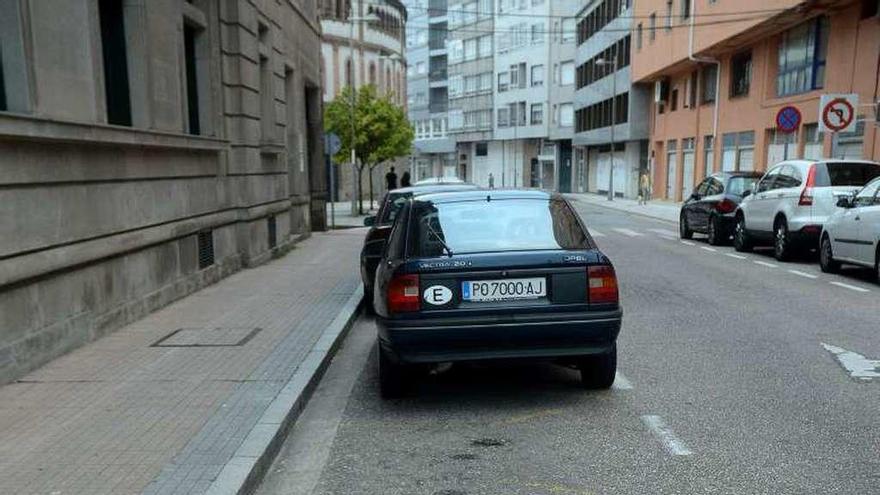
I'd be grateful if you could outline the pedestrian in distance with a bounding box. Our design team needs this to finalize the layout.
[639,172,651,205]
[386,166,398,191]
[488,172,495,189]
[400,171,411,188]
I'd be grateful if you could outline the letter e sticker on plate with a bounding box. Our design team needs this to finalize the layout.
[424,285,453,305]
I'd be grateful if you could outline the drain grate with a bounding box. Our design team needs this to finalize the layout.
[151,327,261,347]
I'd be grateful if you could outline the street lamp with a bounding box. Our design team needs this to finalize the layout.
[596,57,617,201]
[348,12,381,214]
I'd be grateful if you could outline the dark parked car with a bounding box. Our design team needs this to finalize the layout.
[360,183,477,310]
[680,172,763,245]
[373,189,622,398]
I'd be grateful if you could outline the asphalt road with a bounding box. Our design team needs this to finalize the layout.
[258,200,880,495]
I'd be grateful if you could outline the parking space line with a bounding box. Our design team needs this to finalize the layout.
[787,269,819,279]
[641,415,693,456]
[829,281,871,293]
[724,253,748,260]
[590,229,606,237]
[700,246,717,252]
[753,260,778,268]
[613,372,633,390]
[612,228,644,237]
[681,241,696,246]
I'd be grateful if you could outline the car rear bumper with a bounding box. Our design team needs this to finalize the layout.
[377,309,622,364]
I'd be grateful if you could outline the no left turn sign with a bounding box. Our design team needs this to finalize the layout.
[819,94,858,133]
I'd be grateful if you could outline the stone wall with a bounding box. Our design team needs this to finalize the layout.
[0,0,326,384]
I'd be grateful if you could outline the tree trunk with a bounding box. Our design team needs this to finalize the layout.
[356,165,364,215]
[369,166,374,212]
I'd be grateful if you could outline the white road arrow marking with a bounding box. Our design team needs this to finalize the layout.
[821,343,880,381]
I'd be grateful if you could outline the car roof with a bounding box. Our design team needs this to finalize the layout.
[388,183,477,195]
[412,177,465,185]
[412,188,556,204]
[715,171,763,178]
[772,159,880,167]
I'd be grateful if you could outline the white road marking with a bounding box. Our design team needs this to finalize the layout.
[829,281,871,293]
[821,343,880,380]
[680,241,696,246]
[590,229,606,237]
[612,228,644,237]
[700,246,717,252]
[753,260,778,268]
[648,228,679,237]
[724,253,748,260]
[641,415,693,456]
[787,269,819,279]
[613,372,633,390]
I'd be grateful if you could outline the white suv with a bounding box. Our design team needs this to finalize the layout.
[820,176,880,279]
[734,159,880,261]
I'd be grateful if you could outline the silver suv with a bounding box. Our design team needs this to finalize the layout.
[734,159,880,260]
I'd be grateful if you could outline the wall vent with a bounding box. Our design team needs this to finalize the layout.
[197,230,214,269]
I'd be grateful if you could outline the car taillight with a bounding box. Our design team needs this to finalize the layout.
[588,265,618,305]
[799,164,816,206]
[387,274,420,314]
[716,198,737,214]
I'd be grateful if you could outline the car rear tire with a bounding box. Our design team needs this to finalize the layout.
[578,345,616,390]
[734,215,752,252]
[707,216,723,246]
[819,235,840,273]
[679,214,694,240]
[875,248,880,282]
[378,345,408,399]
[774,218,792,262]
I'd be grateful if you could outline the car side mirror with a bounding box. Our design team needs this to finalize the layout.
[742,190,752,198]
[836,196,853,208]
[363,216,376,227]
[690,192,700,200]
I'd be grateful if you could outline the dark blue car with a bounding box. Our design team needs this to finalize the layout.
[373,189,622,398]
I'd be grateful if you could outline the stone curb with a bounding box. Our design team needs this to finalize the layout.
[566,194,681,225]
[204,286,364,495]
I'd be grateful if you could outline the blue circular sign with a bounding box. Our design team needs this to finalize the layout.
[776,106,801,134]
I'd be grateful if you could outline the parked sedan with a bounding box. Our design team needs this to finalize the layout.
[734,159,880,260]
[680,172,762,245]
[373,189,622,398]
[360,183,477,311]
[819,176,880,279]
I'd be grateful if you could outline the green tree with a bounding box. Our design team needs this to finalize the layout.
[324,85,414,214]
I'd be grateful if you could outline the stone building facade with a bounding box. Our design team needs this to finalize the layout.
[0,0,326,383]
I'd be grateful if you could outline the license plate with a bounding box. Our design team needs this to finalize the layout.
[462,277,546,302]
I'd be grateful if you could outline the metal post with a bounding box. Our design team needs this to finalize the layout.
[608,61,617,201]
[349,16,358,215]
[328,153,336,229]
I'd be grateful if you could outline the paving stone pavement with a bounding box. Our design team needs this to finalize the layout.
[566,193,682,223]
[0,228,366,495]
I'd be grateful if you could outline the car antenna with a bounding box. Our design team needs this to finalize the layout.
[486,194,491,202]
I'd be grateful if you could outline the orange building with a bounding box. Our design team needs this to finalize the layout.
[631,0,880,201]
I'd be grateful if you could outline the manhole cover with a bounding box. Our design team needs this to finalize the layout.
[151,327,261,347]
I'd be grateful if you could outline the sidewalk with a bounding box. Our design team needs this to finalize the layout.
[566,193,682,223]
[325,200,379,228]
[0,229,366,495]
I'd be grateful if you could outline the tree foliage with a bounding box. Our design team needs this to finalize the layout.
[324,85,413,169]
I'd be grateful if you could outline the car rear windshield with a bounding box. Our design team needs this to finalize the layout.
[379,192,411,225]
[727,176,759,196]
[815,162,880,187]
[408,198,591,257]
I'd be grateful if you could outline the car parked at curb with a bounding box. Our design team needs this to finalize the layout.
[680,172,763,245]
[372,189,622,398]
[360,183,477,311]
[819,176,880,279]
[733,159,880,260]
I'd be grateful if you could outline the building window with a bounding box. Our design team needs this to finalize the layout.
[665,1,673,31]
[687,71,697,108]
[701,65,717,103]
[637,23,643,50]
[721,131,755,171]
[777,16,829,97]
[649,13,657,41]
[183,24,202,135]
[703,135,715,174]
[476,142,488,156]
[573,93,628,132]
[560,61,575,86]
[670,88,678,111]
[497,107,509,127]
[803,123,823,160]
[0,48,6,111]
[498,72,509,92]
[531,23,543,44]
[531,65,544,87]
[730,51,752,98]
[509,65,520,87]
[531,103,543,125]
[681,0,690,20]
[559,103,573,127]
[98,0,132,126]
